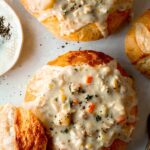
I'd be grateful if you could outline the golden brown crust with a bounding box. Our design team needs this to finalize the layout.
[125,9,150,78]
[102,139,127,150]
[21,0,131,41]
[0,105,47,149]
[47,50,113,66]
[48,50,129,77]
[25,50,136,150]
[15,107,47,150]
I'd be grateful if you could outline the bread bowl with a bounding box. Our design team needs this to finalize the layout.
[125,9,150,78]
[24,50,137,150]
[21,0,133,41]
[0,104,47,149]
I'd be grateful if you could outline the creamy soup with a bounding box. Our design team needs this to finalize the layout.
[24,60,137,150]
[28,0,133,37]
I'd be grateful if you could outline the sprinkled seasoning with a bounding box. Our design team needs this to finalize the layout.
[55,98,58,102]
[61,128,69,134]
[95,115,102,122]
[0,16,11,40]
[85,95,93,101]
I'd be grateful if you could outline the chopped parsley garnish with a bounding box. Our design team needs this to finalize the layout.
[95,115,101,122]
[74,68,78,72]
[61,128,69,134]
[85,95,93,101]
[55,97,58,101]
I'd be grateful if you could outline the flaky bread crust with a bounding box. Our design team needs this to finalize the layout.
[125,9,150,78]
[21,0,131,41]
[25,50,137,150]
[15,107,47,150]
[0,105,47,149]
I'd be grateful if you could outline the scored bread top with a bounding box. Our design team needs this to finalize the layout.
[126,9,150,63]
[125,9,150,77]
[24,51,137,150]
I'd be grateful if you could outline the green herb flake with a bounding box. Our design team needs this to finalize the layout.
[55,97,58,102]
[74,68,78,72]
[85,95,93,101]
[95,115,101,122]
[61,128,69,134]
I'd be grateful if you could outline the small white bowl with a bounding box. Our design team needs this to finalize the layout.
[0,1,23,76]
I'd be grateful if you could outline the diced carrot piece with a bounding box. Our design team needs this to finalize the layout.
[88,103,95,113]
[116,115,126,124]
[86,76,93,84]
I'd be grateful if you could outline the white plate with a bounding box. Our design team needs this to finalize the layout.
[0,0,150,150]
[0,0,23,76]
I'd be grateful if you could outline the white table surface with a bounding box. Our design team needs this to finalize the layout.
[0,0,150,149]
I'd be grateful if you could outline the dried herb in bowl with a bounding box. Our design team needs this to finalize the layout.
[0,16,11,40]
